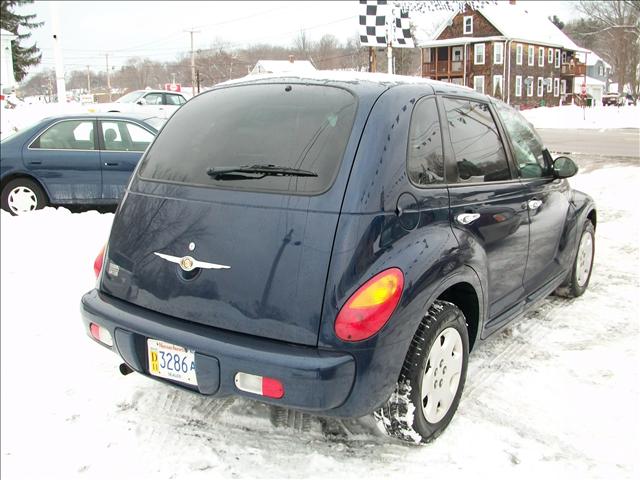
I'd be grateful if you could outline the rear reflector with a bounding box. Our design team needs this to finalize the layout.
[234,372,284,399]
[89,322,113,347]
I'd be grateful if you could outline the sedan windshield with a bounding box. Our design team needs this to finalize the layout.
[115,91,145,103]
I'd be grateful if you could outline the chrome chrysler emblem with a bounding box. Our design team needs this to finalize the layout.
[154,252,230,272]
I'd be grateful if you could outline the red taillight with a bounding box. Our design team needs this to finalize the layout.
[93,245,106,278]
[335,268,404,342]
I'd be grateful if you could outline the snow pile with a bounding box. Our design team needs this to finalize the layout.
[1,166,639,479]
[522,104,640,129]
[1,102,87,140]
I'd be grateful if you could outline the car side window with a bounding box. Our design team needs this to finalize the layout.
[143,93,163,105]
[101,121,154,152]
[125,122,154,151]
[494,101,551,178]
[407,97,444,185]
[31,120,95,150]
[443,97,511,183]
[166,94,185,106]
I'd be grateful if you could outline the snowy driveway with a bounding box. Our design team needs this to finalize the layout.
[1,166,638,479]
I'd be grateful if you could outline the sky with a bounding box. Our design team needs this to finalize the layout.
[18,1,582,76]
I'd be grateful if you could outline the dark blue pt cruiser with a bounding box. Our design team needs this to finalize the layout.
[80,73,596,444]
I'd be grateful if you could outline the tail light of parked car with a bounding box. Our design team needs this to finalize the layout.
[94,245,106,278]
[335,268,404,342]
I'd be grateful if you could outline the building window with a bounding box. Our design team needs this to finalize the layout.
[474,43,485,65]
[539,47,545,67]
[598,65,604,76]
[548,48,553,64]
[452,47,463,62]
[537,77,544,97]
[555,49,561,68]
[553,78,560,96]
[562,52,567,64]
[515,76,522,97]
[526,76,534,96]
[474,75,485,94]
[547,77,553,93]
[561,79,567,94]
[493,75,504,98]
[493,42,504,64]
[528,45,534,66]
[464,16,473,35]
[516,44,523,65]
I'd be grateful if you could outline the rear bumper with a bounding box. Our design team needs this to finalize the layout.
[81,289,356,412]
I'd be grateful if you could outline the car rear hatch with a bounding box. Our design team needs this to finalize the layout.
[99,80,382,346]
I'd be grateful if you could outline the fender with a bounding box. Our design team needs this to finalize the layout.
[0,170,53,203]
[572,189,597,228]
[419,264,486,350]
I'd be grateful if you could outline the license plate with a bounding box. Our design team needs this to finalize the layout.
[147,339,197,386]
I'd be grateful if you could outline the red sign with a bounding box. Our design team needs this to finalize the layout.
[581,83,587,95]
[164,83,181,92]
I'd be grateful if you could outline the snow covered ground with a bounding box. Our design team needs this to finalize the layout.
[522,104,640,130]
[1,166,639,479]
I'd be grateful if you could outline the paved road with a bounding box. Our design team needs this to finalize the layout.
[538,128,639,158]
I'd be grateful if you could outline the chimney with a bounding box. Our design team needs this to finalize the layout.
[288,55,295,63]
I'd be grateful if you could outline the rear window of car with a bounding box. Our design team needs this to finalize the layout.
[138,83,357,194]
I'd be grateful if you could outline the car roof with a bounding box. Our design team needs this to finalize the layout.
[37,112,157,123]
[215,70,482,100]
[128,89,185,95]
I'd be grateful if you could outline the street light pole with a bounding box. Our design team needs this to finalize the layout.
[49,1,66,103]
[185,29,199,97]
[86,65,91,93]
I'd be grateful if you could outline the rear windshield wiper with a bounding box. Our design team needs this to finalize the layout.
[206,164,318,180]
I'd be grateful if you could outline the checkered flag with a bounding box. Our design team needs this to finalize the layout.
[392,7,414,48]
[359,0,389,47]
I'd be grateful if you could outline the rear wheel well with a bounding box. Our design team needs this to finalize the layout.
[587,209,597,230]
[1,174,50,203]
[438,282,480,351]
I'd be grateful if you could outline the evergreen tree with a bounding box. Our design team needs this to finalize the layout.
[0,0,43,82]
[548,15,565,30]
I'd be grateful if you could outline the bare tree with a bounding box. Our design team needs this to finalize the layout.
[294,30,312,60]
[575,0,640,93]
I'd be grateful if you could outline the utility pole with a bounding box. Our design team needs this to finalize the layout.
[86,65,91,93]
[185,29,199,98]
[105,53,112,101]
[368,47,377,72]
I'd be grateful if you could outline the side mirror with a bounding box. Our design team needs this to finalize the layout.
[136,98,147,105]
[553,156,578,178]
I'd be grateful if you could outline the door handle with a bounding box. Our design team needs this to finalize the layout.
[456,213,481,225]
[528,199,543,210]
[104,162,119,166]
[29,161,42,165]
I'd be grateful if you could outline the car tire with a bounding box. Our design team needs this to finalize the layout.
[555,220,595,298]
[1,178,48,215]
[374,300,469,444]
